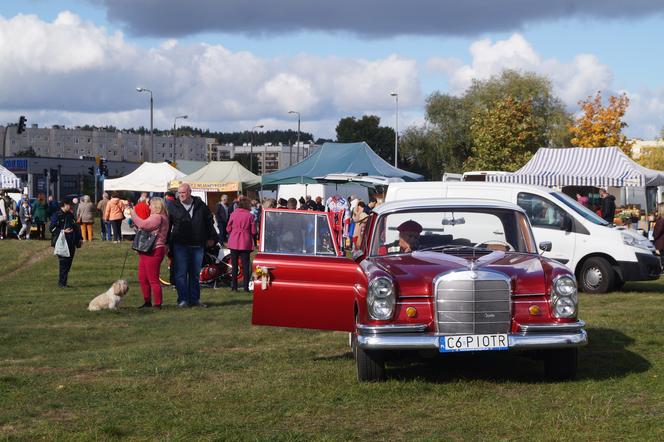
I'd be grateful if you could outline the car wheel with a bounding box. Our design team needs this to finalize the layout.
[543,348,578,381]
[579,257,615,293]
[352,333,385,382]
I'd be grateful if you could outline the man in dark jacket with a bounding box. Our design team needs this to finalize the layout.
[170,183,218,307]
[599,188,616,224]
[214,193,233,245]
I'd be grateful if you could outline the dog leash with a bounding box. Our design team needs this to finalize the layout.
[120,244,131,279]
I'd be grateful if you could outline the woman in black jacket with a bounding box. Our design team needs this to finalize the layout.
[51,200,82,288]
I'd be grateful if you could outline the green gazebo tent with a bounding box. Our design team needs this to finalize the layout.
[261,142,424,186]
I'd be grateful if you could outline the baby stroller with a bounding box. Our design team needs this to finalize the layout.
[199,242,244,288]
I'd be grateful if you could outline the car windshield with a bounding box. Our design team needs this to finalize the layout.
[551,192,609,226]
[370,208,537,256]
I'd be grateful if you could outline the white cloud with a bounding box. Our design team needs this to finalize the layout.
[0,12,421,138]
[427,33,613,108]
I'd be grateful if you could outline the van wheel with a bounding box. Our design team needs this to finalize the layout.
[579,257,614,294]
[352,333,385,382]
[544,348,578,381]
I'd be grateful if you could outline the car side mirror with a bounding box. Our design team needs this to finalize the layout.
[561,215,573,232]
[352,249,365,262]
[539,241,552,252]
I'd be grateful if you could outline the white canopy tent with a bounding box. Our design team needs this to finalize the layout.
[104,162,186,193]
[488,147,664,187]
[0,164,21,190]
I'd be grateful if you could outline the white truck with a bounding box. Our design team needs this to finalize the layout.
[386,181,661,293]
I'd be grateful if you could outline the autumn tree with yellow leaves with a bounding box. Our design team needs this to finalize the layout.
[569,91,633,154]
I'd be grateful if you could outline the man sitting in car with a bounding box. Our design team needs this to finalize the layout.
[386,220,422,254]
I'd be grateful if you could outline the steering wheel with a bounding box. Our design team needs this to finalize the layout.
[475,239,516,252]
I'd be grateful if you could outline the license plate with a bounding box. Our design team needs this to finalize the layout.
[439,334,509,353]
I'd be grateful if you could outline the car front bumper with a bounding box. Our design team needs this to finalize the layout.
[617,252,661,281]
[356,321,587,351]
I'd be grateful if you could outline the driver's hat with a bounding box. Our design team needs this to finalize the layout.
[397,220,422,233]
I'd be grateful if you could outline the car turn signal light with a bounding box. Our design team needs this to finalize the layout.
[528,305,542,316]
[406,307,417,318]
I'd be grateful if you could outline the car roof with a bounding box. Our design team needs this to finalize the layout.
[373,198,526,215]
[388,181,555,194]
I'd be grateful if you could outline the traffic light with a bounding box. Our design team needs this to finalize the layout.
[88,167,94,176]
[50,169,58,183]
[17,115,27,134]
[99,157,108,176]
[95,156,101,166]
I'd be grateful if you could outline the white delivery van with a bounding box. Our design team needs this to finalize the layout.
[386,181,661,293]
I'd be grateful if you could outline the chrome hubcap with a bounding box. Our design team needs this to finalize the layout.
[585,267,603,288]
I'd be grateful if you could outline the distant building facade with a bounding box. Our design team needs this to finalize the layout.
[631,139,664,159]
[207,142,319,174]
[0,125,206,162]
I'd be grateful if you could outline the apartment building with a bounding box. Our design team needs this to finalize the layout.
[0,125,206,162]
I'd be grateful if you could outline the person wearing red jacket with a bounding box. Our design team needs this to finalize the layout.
[226,196,257,292]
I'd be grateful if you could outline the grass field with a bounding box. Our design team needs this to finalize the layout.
[1,237,664,441]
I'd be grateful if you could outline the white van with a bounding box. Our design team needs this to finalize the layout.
[386,181,661,293]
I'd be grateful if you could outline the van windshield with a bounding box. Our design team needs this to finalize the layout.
[551,192,609,226]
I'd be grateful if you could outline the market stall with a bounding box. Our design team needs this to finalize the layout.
[487,147,664,226]
[169,161,260,210]
[261,142,424,186]
[103,161,186,193]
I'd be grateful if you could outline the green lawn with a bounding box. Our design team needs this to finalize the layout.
[1,237,664,441]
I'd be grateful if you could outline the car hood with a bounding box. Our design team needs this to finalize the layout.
[368,250,547,297]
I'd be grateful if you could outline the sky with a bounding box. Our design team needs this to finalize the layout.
[1,0,664,140]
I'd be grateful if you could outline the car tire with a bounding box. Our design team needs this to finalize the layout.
[579,257,615,294]
[352,333,385,382]
[543,348,578,381]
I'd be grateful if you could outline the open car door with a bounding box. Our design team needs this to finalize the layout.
[251,209,364,332]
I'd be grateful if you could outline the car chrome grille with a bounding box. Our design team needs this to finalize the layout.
[435,270,511,335]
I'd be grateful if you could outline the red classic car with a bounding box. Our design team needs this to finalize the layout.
[252,199,587,382]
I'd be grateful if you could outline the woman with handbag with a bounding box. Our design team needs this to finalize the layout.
[51,200,82,288]
[131,197,170,309]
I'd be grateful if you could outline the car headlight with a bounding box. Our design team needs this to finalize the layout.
[622,232,653,250]
[552,275,578,319]
[367,277,396,320]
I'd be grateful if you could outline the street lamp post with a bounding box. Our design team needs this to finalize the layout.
[250,124,264,174]
[172,115,188,162]
[136,87,154,161]
[288,110,300,164]
[390,92,399,167]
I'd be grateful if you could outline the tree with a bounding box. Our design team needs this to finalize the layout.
[335,115,396,164]
[399,93,470,179]
[464,70,571,147]
[465,97,543,172]
[403,70,572,179]
[569,91,633,154]
[636,147,664,171]
[15,147,37,157]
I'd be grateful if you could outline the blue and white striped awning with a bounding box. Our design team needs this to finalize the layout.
[0,165,21,190]
[487,147,664,187]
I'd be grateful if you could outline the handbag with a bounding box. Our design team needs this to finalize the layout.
[132,229,157,253]
[53,230,70,257]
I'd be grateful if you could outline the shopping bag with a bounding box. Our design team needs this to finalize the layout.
[53,230,70,257]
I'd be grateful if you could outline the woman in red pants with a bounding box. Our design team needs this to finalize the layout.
[131,197,170,309]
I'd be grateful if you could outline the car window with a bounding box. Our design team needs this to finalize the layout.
[370,208,535,255]
[517,192,567,230]
[262,210,336,256]
[551,192,609,226]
